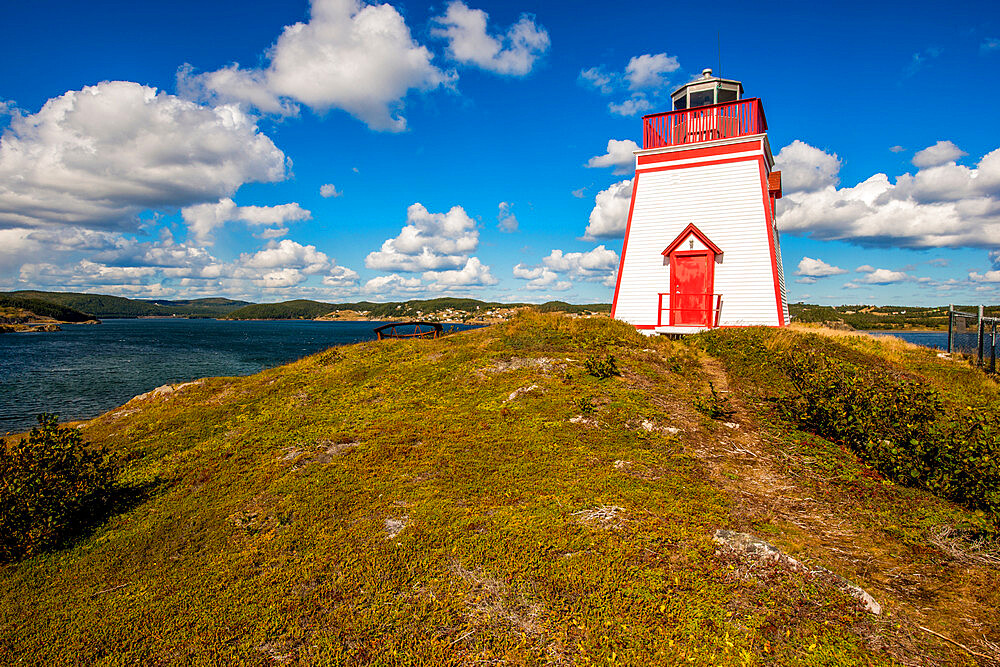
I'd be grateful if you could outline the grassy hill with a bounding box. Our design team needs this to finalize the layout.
[2,314,998,664]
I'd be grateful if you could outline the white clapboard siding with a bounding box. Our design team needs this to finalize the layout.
[614,157,785,327]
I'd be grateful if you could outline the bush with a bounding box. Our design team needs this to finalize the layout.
[693,382,736,421]
[781,351,1000,523]
[0,414,118,562]
[584,354,619,379]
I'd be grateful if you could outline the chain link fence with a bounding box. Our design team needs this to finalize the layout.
[948,305,1000,371]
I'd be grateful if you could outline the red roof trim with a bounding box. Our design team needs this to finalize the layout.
[661,223,723,257]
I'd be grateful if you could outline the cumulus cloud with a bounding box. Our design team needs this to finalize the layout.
[514,245,619,291]
[179,0,453,131]
[583,179,632,240]
[580,52,680,117]
[624,53,680,90]
[0,81,286,231]
[776,140,1000,249]
[794,257,847,278]
[586,139,638,175]
[320,183,342,198]
[608,96,653,117]
[365,203,478,271]
[362,273,423,294]
[846,268,912,286]
[774,140,841,194]
[181,198,311,245]
[431,2,549,76]
[912,140,967,168]
[239,239,331,274]
[422,256,497,287]
[512,263,570,291]
[497,201,518,232]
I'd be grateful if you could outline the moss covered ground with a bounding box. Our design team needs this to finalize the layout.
[1,313,997,665]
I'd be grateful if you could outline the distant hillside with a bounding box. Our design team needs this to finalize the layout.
[226,298,613,321]
[0,294,96,323]
[223,299,334,320]
[787,303,998,330]
[4,291,249,318]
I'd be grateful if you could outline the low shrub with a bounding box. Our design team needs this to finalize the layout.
[781,349,1000,524]
[693,381,736,421]
[0,414,118,562]
[584,353,620,379]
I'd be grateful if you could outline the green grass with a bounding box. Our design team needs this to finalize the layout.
[2,314,997,664]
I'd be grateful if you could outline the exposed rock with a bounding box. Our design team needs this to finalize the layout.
[722,422,740,430]
[713,529,881,615]
[385,516,409,539]
[505,384,539,403]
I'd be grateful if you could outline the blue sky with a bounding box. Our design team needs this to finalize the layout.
[0,0,998,306]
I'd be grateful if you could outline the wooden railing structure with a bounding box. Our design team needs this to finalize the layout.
[643,99,767,150]
[657,293,723,328]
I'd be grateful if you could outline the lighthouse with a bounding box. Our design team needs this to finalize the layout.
[610,69,788,332]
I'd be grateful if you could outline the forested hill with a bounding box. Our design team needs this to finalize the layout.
[788,303,1000,330]
[3,291,249,318]
[223,298,613,321]
[0,294,97,322]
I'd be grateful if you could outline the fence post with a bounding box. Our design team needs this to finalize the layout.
[978,306,985,366]
[948,304,954,354]
[992,322,997,373]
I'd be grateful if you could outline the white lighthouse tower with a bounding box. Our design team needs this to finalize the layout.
[610,69,788,332]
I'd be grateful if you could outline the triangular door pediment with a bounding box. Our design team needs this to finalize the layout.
[662,223,723,257]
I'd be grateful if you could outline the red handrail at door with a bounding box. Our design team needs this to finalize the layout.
[642,99,766,150]
[657,293,723,328]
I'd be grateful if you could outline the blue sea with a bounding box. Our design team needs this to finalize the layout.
[1,319,475,434]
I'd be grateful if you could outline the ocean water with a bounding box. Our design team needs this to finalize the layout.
[864,330,949,350]
[1,319,475,434]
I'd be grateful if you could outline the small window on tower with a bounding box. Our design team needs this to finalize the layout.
[688,89,715,108]
[717,88,737,104]
[674,95,687,110]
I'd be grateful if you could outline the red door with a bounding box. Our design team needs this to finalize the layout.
[670,252,713,326]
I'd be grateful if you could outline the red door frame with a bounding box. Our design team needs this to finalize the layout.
[667,250,715,326]
[662,224,722,327]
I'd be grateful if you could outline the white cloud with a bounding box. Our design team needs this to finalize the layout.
[583,179,632,240]
[580,53,680,117]
[255,227,289,240]
[181,198,311,245]
[0,81,286,231]
[239,239,331,274]
[571,187,587,199]
[179,0,453,132]
[848,268,912,285]
[983,38,1000,53]
[422,256,497,287]
[362,273,423,294]
[624,53,679,90]
[431,2,549,76]
[856,265,876,273]
[320,183,342,198]
[890,145,906,153]
[912,140,967,168]
[586,139,638,175]
[774,140,841,193]
[365,203,478,271]
[578,67,614,94]
[542,245,618,281]
[776,140,1000,249]
[512,263,570,291]
[608,96,653,116]
[970,270,1000,283]
[497,201,518,232]
[794,257,847,278]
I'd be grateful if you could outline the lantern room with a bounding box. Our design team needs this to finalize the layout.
[671,68,743,110]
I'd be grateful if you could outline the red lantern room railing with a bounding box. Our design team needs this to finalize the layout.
[642,98,767,150]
